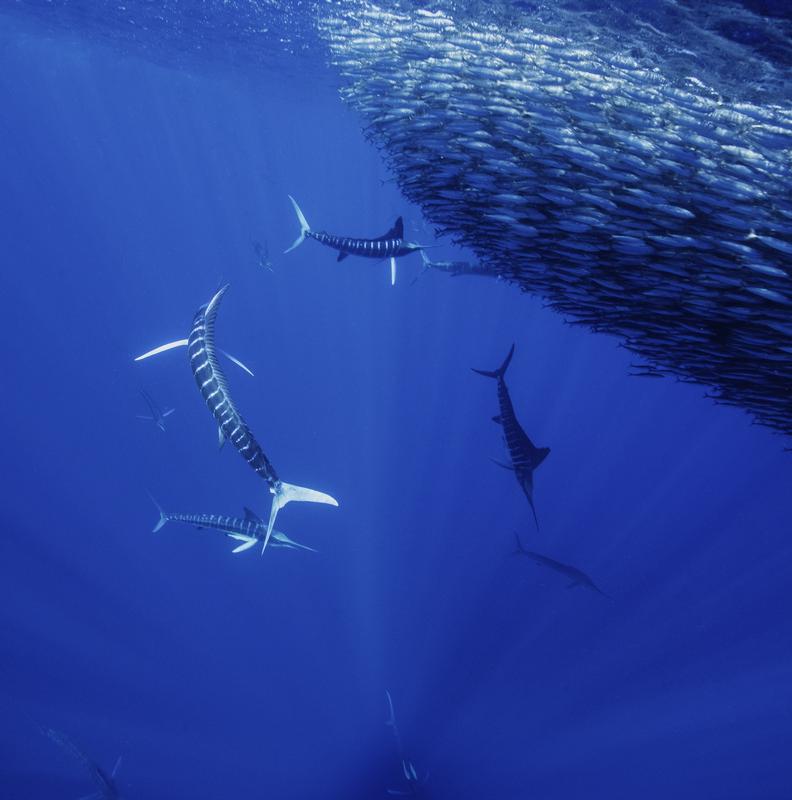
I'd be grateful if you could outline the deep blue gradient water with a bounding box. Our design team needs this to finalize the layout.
[1,8,791,800]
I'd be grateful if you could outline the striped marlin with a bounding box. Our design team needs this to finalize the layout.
[385,691,428,797]
[150,497,316,553]
[134,285,338,551]
[513,532,611,599]
[136,388,174,432]
[44,727,122,800]
[284,195,430,285]
[473,344,550,529]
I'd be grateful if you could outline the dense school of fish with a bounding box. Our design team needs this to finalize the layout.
[319,3,792,438]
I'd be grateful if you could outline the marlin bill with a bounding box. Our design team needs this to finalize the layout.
[134,285,338,551]
[150,496,316,554]
[473,344,549,528]
[284,195,430,285]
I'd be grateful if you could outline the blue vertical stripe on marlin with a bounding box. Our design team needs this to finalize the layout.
[284,195,430,285]
[473,344,550,529]
[187,285,337,551]
[150,498,316,553]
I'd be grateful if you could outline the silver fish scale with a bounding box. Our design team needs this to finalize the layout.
[319,4,792,438]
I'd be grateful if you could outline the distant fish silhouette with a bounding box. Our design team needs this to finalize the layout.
[252,237,273,272]
[513,532,611,599]
[135,388,174,432]
[44,727,123,800]
[411,249,490,284]
[473,344,550,528]
[385,691,428,797]
[284,195,432,285]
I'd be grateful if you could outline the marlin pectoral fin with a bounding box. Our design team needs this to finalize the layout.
[111,755,122,778]
[492,415,503,424]
[220,349,254,377]
[136,414,154,421]
[390,256,397,286]
[337,251,349,262]
[231,537,258,554]
[162,408,176,417]
[133,339,189,362]
[490,457,514,471]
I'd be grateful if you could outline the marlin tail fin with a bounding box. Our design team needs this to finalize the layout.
[472,343,515,379]
[262,481,338,554]
[149,493,168,532]
[284,196,310,253]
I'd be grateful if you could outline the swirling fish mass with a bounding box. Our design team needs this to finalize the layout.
[319,1,792,439]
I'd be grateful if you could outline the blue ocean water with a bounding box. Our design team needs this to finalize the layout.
[0,4,791,799]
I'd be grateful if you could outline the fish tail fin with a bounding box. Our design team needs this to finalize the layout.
[284,195,310,253]
[472,343,515,379]
[262,481,339,554]
[148,492,168,532]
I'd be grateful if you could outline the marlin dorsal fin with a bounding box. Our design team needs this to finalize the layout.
[244,507,262,523]
[381,216,403,241]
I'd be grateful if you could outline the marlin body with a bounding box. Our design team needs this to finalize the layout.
[151,499,316,553]
[136,388,174,431]
[385,691,428,797]
[284,195,429,285]
[473,344,550,528]
[514,533,610,598]
[134,285,338,552]
[44,727,122,800]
